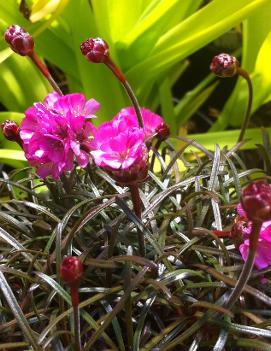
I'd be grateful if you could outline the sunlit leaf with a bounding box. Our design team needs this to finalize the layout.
[30,0,69,23]
[211,1,271,130]
[127,0,269,85]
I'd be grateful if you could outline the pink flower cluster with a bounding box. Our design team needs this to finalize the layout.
[90,117,148,184]
[89,107,168,184]
[20,92,99,179]
[19,93,168,182]
[236,204,271,269]
[114,107,169,141]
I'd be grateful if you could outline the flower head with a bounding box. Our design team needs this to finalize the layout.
[20,92,100,179]
[90,118,148,185]
[80,37,109,63]
[210,53,239,78]
[234,203,271,269]
[1,120,21,145]
[60,256,83,285]
[239,228,271,270]
[114,107,169,142]
[4,25,34,56]
[241,181,271,222]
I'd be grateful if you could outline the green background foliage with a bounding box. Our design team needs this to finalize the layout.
[0,0,271,165]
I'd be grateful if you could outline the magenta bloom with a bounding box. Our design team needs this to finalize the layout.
[237,204,271,269]
[20,92,100,179]
[239,232,271,270]
[114,107,169,141]
[90,118,148,185]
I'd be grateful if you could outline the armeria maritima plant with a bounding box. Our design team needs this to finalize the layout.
[80,36,171,256]
[1,22,271,351]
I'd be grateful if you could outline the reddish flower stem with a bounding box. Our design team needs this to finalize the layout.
[237,67,253,143]
[212,230,231,238]
[129,184,145,256]
[105,58,144,129]
[28,51,63,96]
[223,220,262,310]
[105,59,126,83]
[70,285,81,351]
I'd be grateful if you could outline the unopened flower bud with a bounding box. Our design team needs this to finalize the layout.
[60,256,83,286]
[241,181,271,222]
[156,122,170,141]
[1,120,21,144]
[4,25,34,56]
[210,53,239,78]
[80,37,109,63]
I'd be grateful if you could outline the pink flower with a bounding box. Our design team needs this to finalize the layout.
[113,107,169,141]
[237,203,271,269]
[240,234,271,270]
[20,92,100,179]
[90,118,148,185]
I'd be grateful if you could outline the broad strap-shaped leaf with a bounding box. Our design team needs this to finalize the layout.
[211,0,271,130]
[126,0,269,85]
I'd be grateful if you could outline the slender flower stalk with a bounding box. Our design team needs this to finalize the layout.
[210,53,253,143]
[28,51,63,95]
[129,184,145,256]
[4,25,63,95]
[223,220,262,310]
[90,119,148,256]
[124,246,134,350]
[60,256,83,351]
[70,286,81,351]
[122,80,144,129]
[80,37,144,129]
[236,68,253,143]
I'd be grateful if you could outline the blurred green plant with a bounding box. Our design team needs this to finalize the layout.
[210,1,271,131]
[0,0,271,165]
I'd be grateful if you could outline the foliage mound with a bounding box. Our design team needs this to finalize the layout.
[1,139,271,350]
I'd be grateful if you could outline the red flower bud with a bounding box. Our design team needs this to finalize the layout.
[156,123,170,141]
[4,25,34,56]
[1,120,21,144]
[80,37,109,63]
[60,256,83,286]
[241,181,271,222]
[210,53,239,78]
